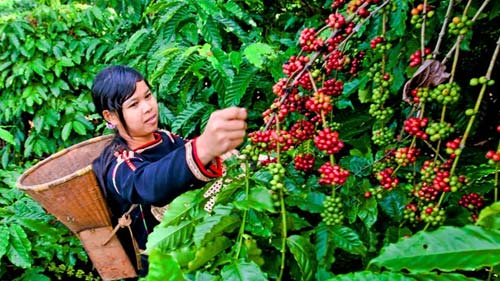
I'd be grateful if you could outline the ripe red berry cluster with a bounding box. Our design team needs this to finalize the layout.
[325,13,346,30]
[314,128,344,154]
[294,154,315,172]
[325,35,345,52]
[486,150,500,164]
[414,182,440,201]
[305,92,333,113]
[318,162,350,185]
[296,72,314,90]
[326,50,347,74]
[404,117,429,140]
[290,120,315,142]
[331,0,347,9]
[459,192,484,210]
[319,78,344,97]
[248,130,274,151]
[349,51,365,74]
[376,167,399,190]
[321,195,344,226]
[272,78,289,96]
[394,147,419,166]
[409,47,431,67]
[283,56,309,77]
[299,28,324,53]
[271,131,295,152]
[445,138,462,158]
[370,36,384,49]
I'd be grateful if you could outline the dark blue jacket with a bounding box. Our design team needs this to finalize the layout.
[92,130,222,276]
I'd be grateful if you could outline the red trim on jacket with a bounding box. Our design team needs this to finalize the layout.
[133,132,162,151]
[192,138,223,178]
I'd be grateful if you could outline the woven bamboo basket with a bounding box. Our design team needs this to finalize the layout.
[16,134,137,280]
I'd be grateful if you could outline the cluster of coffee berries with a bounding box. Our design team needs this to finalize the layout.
[326,50,348,74]
[319,78,344,97]
[420,204,446,226]
[268,162,286,205]
[469,76,495,86]
[321,195,344,226]
[305,92,333,113]
[409,47,432,67]
[368,103,394,121]
[404,117,428,139]
[448,16,473,35]
[372,127,395,146]
[410,4,435,28]
[314,128,344,154]
[413,182,440,201]
[299,28,324,53]
[411,87,430,103]
[425,121,455,142]
[403,204,419,224]
[445,138,462,158]
[486,150,500,164]
[349,51,365,74]
[318,162,350,185]
[248,130,274,151]
[370,36,392,54]
[283,56,309,77]
[376,167,399,190]
[331,0,347,9]
[430,82,460,105]
[326,13,346,29]
[294,153,315,172]
[289,120,315,142]
[394,147,419,166]
[459,192,484,221]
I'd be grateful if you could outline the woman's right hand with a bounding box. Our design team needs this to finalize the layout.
[195,107,247,165]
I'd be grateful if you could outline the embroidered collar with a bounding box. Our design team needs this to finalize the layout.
[134,132,163,152]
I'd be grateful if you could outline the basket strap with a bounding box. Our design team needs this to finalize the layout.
[102,204,143,270]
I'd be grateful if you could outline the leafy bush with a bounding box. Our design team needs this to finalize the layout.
[0,2,120,166]
[146,0,500,280]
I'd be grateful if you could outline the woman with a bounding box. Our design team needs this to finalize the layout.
[91,65,247,276]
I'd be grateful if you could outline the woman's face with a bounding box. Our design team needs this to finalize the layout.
[116,80,159,145]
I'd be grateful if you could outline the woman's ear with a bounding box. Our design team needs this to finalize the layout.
[102,110,118,126]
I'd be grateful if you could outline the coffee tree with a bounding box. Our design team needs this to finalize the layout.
[146,0,499,280]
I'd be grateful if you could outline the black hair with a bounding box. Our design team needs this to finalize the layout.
[91,65,151,198]
[91,65,151,133]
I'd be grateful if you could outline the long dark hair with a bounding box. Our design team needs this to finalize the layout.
[91,65,151,198]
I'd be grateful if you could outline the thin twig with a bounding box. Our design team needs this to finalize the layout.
[433,0,454,58]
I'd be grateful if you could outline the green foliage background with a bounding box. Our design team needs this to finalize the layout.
[0,0,499,280]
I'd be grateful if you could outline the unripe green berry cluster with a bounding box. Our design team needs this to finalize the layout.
[420,204,446,227]
[448,16,473,35]
[372,127,395,147]
[425,121,455,142]
[430,82,460,105]
[321,195,344,226]
[469,76,495,86]
[268,162,286,206]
